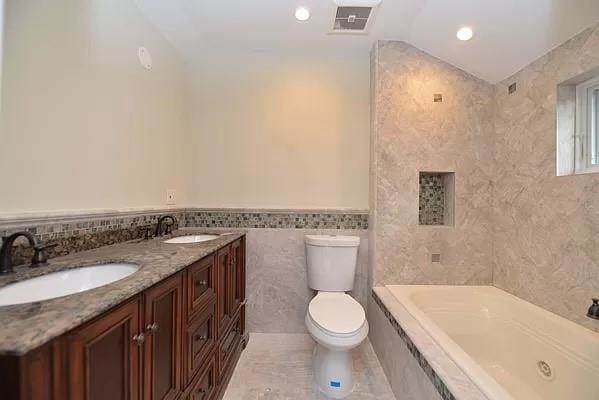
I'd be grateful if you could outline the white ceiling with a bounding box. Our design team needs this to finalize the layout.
[135,0,599,83]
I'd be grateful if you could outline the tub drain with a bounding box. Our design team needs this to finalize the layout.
[536,360,554,381]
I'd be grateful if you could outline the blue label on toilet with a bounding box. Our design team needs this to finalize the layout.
[330,381,341,388]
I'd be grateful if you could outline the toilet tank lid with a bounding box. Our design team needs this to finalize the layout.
[305,235,360,247]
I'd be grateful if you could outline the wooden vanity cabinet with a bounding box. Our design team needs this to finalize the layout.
[66,296,143,400]
[0,235,246,400]
[142,273,183,400]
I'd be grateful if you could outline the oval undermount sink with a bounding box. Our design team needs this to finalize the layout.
[163,234,220,244]
[0,263,139,306]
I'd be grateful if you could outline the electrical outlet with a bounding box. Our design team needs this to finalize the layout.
[166,189,176,205]
[431,253,441,263]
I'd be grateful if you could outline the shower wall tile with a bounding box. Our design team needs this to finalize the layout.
[493,23,599,333]
[369,41,495,286]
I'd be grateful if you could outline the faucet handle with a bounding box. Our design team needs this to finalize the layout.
[31,243,57,267]
[141,225,154,240]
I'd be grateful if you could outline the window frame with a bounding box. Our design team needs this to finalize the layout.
[575,75,599,174]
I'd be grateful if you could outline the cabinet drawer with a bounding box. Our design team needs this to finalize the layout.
[186,352,217,400]
[217,308,243,379]
[186,255,216,321]
[184,301,216,386]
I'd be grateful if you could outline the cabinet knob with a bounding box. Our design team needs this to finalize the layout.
[194,334,208,341]
[132,333,145,346]
[197,388,207,400]
[195,280,208,287]
[145,322,159,334]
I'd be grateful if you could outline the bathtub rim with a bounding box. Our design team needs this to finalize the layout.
[385,284,599,400]
[387,285,515,400]
[371,286,490,400]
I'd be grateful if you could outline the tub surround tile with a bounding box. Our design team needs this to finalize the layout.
[369,287,488,400]
[222,333,395,400]
[369,294,444,400]
[0,230,244,355]
[370,30,599,333]
[369,41,495,288]
[493,23,599,333]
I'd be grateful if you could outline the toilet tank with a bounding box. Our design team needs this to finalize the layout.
[305,235,360,292]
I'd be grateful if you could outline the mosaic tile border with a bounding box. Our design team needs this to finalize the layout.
[372,291,457,400]
[183,209,368,230]
[0,208,368,265]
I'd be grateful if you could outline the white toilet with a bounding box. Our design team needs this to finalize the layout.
[304,235,368,399]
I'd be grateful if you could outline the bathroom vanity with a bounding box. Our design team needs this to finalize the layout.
[0,232,246,400]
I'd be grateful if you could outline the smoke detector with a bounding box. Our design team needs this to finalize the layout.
[330,0,382,34]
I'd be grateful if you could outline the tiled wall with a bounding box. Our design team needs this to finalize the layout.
[369,41,495,287]
[183,209,368,230]
[493,23,599,332]
[0,208,367,264]
[370,25,599,333]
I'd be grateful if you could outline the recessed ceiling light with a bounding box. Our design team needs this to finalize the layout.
[295,7,310,22]
[456,26,473,41]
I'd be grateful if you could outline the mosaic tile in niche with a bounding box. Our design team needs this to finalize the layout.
[419,173,445,225]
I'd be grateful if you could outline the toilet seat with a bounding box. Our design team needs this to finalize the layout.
[308,292,366,337]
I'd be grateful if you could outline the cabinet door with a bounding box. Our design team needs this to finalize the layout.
[216,246,232,338]
[230,238,245,315]
[143,273,183,400]
[67,297,142,400]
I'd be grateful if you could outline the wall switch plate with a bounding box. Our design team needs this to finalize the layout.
[166,189,176,205]
[431,253,441,263]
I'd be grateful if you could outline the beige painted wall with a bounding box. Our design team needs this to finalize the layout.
[187,51,370,209]
[369,41,496,287]
[493,23,599,332]
[0,0,189,213]
[0,0,4,113]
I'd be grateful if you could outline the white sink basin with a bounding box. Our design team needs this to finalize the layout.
[0,263,139,306]
[164,234,220,244]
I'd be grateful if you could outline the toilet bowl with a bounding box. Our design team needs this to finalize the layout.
[304,234,364,398]
[305,292,368,398]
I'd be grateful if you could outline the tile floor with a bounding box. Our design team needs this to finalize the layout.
[223,333,396,400]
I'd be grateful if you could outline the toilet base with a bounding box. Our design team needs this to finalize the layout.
[313,344,354,399]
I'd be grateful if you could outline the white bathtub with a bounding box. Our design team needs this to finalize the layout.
[386,285,599,400]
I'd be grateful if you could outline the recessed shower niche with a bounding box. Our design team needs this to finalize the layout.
[418,172,455,226]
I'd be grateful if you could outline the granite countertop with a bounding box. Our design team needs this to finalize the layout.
[0,229,245,356]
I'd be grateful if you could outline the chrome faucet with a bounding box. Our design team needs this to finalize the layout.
[0,232,55,274]
[155,215,177,237]
[587,299,599,320]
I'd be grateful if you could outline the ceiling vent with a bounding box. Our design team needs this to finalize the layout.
[330,0,381,34]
